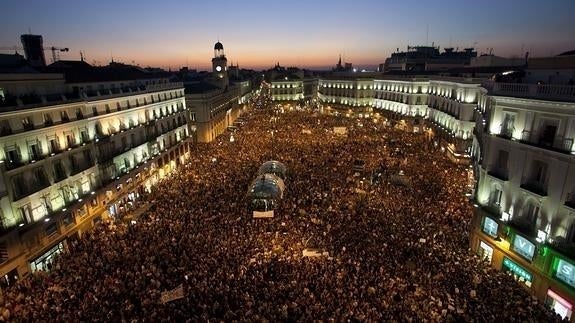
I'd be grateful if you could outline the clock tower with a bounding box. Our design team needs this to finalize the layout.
[212,41,228,88]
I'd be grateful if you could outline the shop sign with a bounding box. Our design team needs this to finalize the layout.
[512,234,535,261]
[502,256,532,283]
[555,258,575,289]
[482,216,498,237]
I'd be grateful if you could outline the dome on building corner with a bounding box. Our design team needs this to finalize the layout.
[214,42,224,50]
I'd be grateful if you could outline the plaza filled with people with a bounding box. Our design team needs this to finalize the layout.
[0,94,566,321]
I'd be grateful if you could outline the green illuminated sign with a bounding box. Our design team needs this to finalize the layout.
[502,257,532,283]
[555,258,575,289]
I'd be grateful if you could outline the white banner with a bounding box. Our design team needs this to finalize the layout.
[303,248,329,257]
[160,284,185,304]
[333,127,347,135]
[253,210,274,218]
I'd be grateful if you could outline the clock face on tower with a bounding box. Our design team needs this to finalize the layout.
[216,65,222,72]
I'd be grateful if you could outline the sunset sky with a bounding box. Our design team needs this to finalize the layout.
[1,0,574,71]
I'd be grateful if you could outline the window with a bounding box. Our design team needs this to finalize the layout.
[53,161,66,182]
[0,242,8,264]
[83,149,92,163]
[69,155,78,170]
[44,222,58,236]
[530,160,548,185]
[496,150,509,171]
[124,157,131,170]
[523,202,540,226]
[12,175,26,198]
[44,113,53,126]
[0,120,11,136]
[539,122,558,147]
[80,129,89,143]
[75,108,84,120]
[22,117,34,130]
[105,104,111,114]
[28,141,42,160]
[20,203,32,224]
[489,187,502,207]
[65,132,75,148]
[92,106,98,116]
[48,137,60,154]
[62,213,74,226]
[33,167,49,186]
[5,146,21,164]
[60,111,69,122]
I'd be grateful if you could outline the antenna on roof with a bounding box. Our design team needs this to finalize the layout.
[80,51,84,62]
[28,27,32,34]
[426,23,429,46]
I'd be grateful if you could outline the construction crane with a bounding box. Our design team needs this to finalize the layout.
[48,46,69,63]
[0,45,69,63]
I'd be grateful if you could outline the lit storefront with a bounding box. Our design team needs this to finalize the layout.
[471,211,575,322]
[546,289,573,321]
[478,240,494,264]
[30,242,65,272]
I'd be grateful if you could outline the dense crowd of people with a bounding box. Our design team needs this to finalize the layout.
[0,93,566,321]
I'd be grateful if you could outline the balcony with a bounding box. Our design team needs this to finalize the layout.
[70,158,95,176]
[565,192,575,210]
[53,169,68,183]
[3,157,25,171]
[520,130,573,154]
[481,203,502,219]
[507,218,536,238]
[487,166,509,181]
[13,178,51,201]
[97,146,123,163]
[497,124,514,140]
[520,179,548,197]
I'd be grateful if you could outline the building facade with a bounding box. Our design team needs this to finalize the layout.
[0,68,193,282]
[184,42,253,143]
[470,81,575,322]
[317,76,482,163]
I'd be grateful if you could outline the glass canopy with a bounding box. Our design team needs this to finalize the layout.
[257,160,287,180]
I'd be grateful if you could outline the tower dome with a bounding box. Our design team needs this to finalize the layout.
[214,41,224,50]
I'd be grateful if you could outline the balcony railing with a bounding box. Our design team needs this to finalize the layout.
[520,130,574,154]
[488,165,509,181]
[520,179,548,197]
[497,124,514,139]
[507,218,536,239]
[483,81,575,102]
[482,203,502,218]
